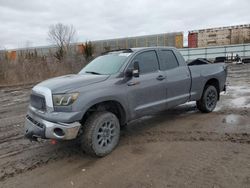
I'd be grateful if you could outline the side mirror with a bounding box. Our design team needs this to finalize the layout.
[125,61,140,78]
[132,61,140,77]
[125,68,133,77]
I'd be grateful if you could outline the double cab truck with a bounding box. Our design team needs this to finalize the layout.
[25,47,227,156]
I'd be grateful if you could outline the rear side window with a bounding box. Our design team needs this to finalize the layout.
[134,51,159,74]
[159,50,179,70]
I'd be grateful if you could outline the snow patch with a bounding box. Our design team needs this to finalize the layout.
[231,97,247,107]
[224,114,240,124]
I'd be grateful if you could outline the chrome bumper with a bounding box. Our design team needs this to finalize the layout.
[25,113,81,140]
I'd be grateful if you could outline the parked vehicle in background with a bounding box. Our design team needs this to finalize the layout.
[187,58,211,66]
[242,57,250,64]
[214,56,227,63]
[25,47,227,157]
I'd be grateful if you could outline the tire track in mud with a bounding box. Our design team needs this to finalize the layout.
[0,141,81,182]
[120,130,250,145]
[1,64,250,183]
[0,130,249,182]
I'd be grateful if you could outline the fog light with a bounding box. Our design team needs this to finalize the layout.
[54,128,65,137]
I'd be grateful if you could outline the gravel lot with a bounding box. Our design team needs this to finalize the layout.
[0,64,250,188]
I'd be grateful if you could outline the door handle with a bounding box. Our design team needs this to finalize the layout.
[156,75,166,81]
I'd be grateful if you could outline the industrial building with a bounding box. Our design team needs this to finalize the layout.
[188,24,250,48]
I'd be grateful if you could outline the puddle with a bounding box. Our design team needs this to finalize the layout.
[223,114,241,124]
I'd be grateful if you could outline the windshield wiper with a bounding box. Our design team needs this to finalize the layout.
[85,71,102,75]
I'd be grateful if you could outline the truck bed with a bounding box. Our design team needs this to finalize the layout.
[188,63,227,101]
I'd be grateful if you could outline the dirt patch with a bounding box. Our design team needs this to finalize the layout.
[0,64,250,187]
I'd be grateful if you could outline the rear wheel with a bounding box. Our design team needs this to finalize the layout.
[80,111,120,157]
[196,85,218,113]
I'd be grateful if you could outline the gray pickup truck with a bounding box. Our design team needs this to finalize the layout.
[25,47,227,156]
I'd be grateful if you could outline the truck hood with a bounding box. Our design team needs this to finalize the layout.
[35,74,109,93]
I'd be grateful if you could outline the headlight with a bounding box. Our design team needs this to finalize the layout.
[52,93,79,106]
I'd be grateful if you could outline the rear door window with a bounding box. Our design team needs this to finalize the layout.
[159,50,179,70]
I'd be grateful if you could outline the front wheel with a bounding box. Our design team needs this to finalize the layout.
[196,85,218,113]
[80,111,120,157]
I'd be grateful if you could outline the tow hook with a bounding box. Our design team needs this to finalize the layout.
[25,130,40,142]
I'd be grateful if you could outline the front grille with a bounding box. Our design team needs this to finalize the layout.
[26,115,44,129]
[30,94,46,111]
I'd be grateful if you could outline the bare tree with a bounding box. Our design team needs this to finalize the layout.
[0,45,7,81]
[48,23,76,61]
[83,41,94,62]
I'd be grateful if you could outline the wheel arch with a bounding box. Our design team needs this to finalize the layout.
[204,78,220,100]
[80,100,127,127]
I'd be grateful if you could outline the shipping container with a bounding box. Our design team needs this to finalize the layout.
[127,38,136,48]
[189,24,250,48]
[117,39,127,49]
[77,44,84,54]
[87,32,183,53]
[91,42,101,54]
[146,36,157,47]
[6,32,183,58]
[136,37,146,47]
[166,34,175,47]
[108,40,117,50]
[188,33,198,48]
[157,35,165,46]
[6,51,17,61]
[175,35,183,48]
[11,51,16,61]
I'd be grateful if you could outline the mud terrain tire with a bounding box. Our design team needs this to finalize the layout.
[197,85,218,113]
[80,111,120,157]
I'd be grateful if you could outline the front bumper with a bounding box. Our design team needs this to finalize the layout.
[24,112,81,141]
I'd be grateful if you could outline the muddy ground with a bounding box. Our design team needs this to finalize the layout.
[0,64,250,188]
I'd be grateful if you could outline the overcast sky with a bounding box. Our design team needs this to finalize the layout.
[0,0,249,49]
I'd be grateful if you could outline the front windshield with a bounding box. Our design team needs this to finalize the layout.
[79,53,131,75]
